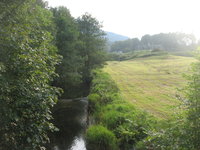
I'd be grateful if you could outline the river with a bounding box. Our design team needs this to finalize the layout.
[47,98,88,150]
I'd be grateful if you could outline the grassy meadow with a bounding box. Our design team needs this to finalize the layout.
[103,54,196,119]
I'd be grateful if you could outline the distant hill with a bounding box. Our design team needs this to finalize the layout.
[105,31,129,42]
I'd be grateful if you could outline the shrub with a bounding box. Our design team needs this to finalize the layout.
[88,93,101,113]
[100,93,119,105]
[115,120,148,149]
[101,103,150,149]
[87,70,153,149]
[101,110,126,130]
[86,125,118,150]
[100,103,134,129]
[91,70,119,95]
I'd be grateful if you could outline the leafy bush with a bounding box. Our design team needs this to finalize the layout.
[135,118,189,150]
[89,70,120,106]
[100,103,134,129]
[101,103,151,149]
[115,118,148,150]
[86,125,118,150]
[88,93,101,113]
[87,70,153,149]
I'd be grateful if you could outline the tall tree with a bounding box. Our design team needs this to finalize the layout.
[51,7,83,98]
[77,13,107,92]
[0,0,60,149]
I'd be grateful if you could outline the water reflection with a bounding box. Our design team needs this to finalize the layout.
[70,136,86,150]
[47,98,88,150]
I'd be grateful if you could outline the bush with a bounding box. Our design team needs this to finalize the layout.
[87,70,153,149]
[101,110,126,130]
[100,103,135,130]
[101,103,150,149]
[88,93,101,113]
[86,125,118,150]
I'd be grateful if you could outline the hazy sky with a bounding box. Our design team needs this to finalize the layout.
[46,0,200,39]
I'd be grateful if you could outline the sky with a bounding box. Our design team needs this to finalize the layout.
[46,0,200,40]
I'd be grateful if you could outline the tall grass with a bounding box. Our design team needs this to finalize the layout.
[86,70,155,149]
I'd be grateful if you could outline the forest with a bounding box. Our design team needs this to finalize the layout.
[109,33,198,53]
[1,0,200,150]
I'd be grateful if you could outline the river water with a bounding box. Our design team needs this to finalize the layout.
[47,98,88,150]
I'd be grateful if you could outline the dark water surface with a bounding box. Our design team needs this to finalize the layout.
[47,98,88,150]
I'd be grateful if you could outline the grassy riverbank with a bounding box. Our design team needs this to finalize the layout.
[86,70,154,150]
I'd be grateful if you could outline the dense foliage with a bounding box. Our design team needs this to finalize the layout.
[86,125,118,150]
[184,53,200,149]
[2,0,200,150]
[51,10,107,98]
[51,7,83,98]
[0,0,106,149]
[110,33,197,53]
[87,70,154,150]
[0,0,60,149]
[77,13,107,93]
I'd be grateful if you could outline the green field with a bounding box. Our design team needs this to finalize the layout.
[103,55,196,119]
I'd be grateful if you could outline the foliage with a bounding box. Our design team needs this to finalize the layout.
[86,125,118,150]
[77,13,107,91]
[88,93,101,113]
[136,117,189,150]
[87,70,153,149]
[0,0,60,149]
[110,33,197,53]
[90,70,120,105]
[100,103,152,150]
[51,11,107,98]
[182,49,200,149]
[0,1,107,149]
[51,7,84,98]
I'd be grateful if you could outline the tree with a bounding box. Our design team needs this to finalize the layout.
[0,0,60,149]
[110,38,140,52]
[110,33,197,52]
[77,13,107,92]
[51,7,84,98]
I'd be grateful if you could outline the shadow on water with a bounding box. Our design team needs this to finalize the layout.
[46,98,88,150]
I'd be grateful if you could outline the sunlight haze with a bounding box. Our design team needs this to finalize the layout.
[46,0,200,39]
